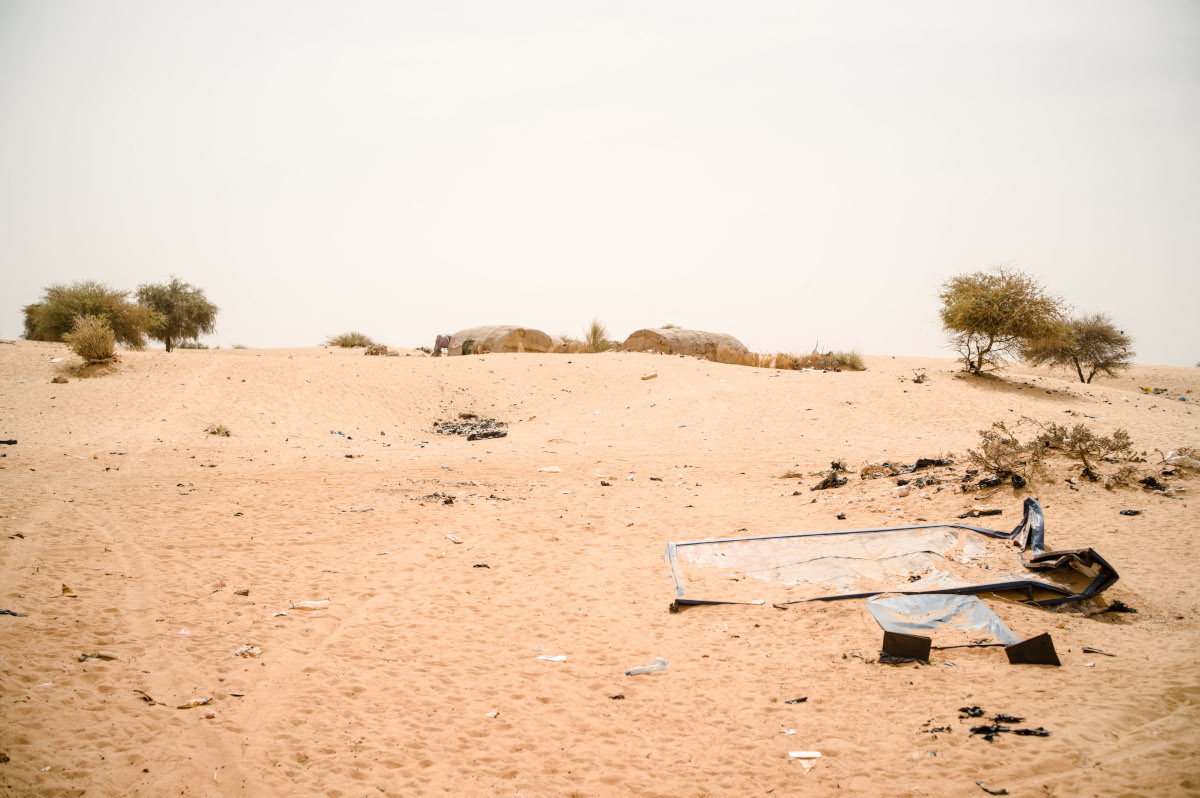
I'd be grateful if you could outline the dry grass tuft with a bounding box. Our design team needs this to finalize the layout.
[325,332,376,348]
[703,346,867,372]
[63,315,116,363]
[206,424,231,437]
[584,318,615,352]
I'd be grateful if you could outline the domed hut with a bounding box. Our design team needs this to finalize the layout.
[448,325,554,356]
[622,328,749,358]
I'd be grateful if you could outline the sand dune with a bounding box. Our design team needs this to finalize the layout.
[1,342,1197,796]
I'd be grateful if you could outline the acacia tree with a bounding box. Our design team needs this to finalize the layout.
[22,280,156,348]
[938,267,1065,375]
[136,277,218,352]
[1023,313,1134,383]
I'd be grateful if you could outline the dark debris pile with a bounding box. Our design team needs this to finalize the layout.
[432,413,508,439]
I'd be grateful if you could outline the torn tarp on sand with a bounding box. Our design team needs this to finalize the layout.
[665,499,1117,610]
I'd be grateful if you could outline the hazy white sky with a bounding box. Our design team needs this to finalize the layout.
[1,1,1197,363]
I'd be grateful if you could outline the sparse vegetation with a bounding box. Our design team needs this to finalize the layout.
[325,332,376,348]
[1031,420,1134,473]
[415,346,432,354]
[1023,313,1134,383]
[176,341,209,349]
[966,420,1045,483]
[584,318,616,352]
[62,315,117,363]
[939,267,1066,375]
[704,346,867,372]
[661,323,680,329]
[136,277,219,353]
[967,417,1136,484]
[231,344,248,349]
[831,350,866,371]
[205,423,231,437]
[23,280,156,348]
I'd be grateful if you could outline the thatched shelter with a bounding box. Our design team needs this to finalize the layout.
[448,325,554,356]
[622,328,748,358]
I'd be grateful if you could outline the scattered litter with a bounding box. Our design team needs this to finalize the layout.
[810,472,847,491]
[668,498,1117,610]
[60,584,77,598]
[177,698,213,709]
[609,694,625,700]
[537,654,567,662]
[893,484,910,498]
[445,534,464,544]
[273,610,289,617]
[434,417,507,437]
[1119,510,1141,516]
[234,645,262,657]
[957,508,1002,519]
[290,600,330,610]
[473,563,490,568]
[78,650,118,661]
[0,609,28,617]
[789,750,821,770]
[970,724,1050,742]
[1163,451,1200,469]
[177,629,191,635]
[625,657,667,675]
[784,697,808,704]
[976,781,1009,795]
[1103,600,1137,614]
[1082,647,1115,657]
[779,729,797,735]
[641,373,658,380]
[959,706,985,718]
[234,588,249,596]
[485,711,499,719]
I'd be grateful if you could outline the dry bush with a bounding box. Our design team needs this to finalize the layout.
[176,341,208,349]
[968,417,1137,484]
[63,315,116,363]
[325,332,376,348]
[832,350,866,371]
[363,344,390,356]
[560,337,589,354]
[1030,420,1133,472]
[206,423,231,437]
[231,343,249,349]
[966,421,1044,481]
[702,346,866,372]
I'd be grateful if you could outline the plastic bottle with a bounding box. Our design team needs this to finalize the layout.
[625,657,668,676]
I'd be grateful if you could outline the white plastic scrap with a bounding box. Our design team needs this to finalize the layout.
[536,654,567,662]
[536,466,562,473]
[1165,451,1200,469]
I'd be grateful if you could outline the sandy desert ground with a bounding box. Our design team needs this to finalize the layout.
[1,341,1198,797]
